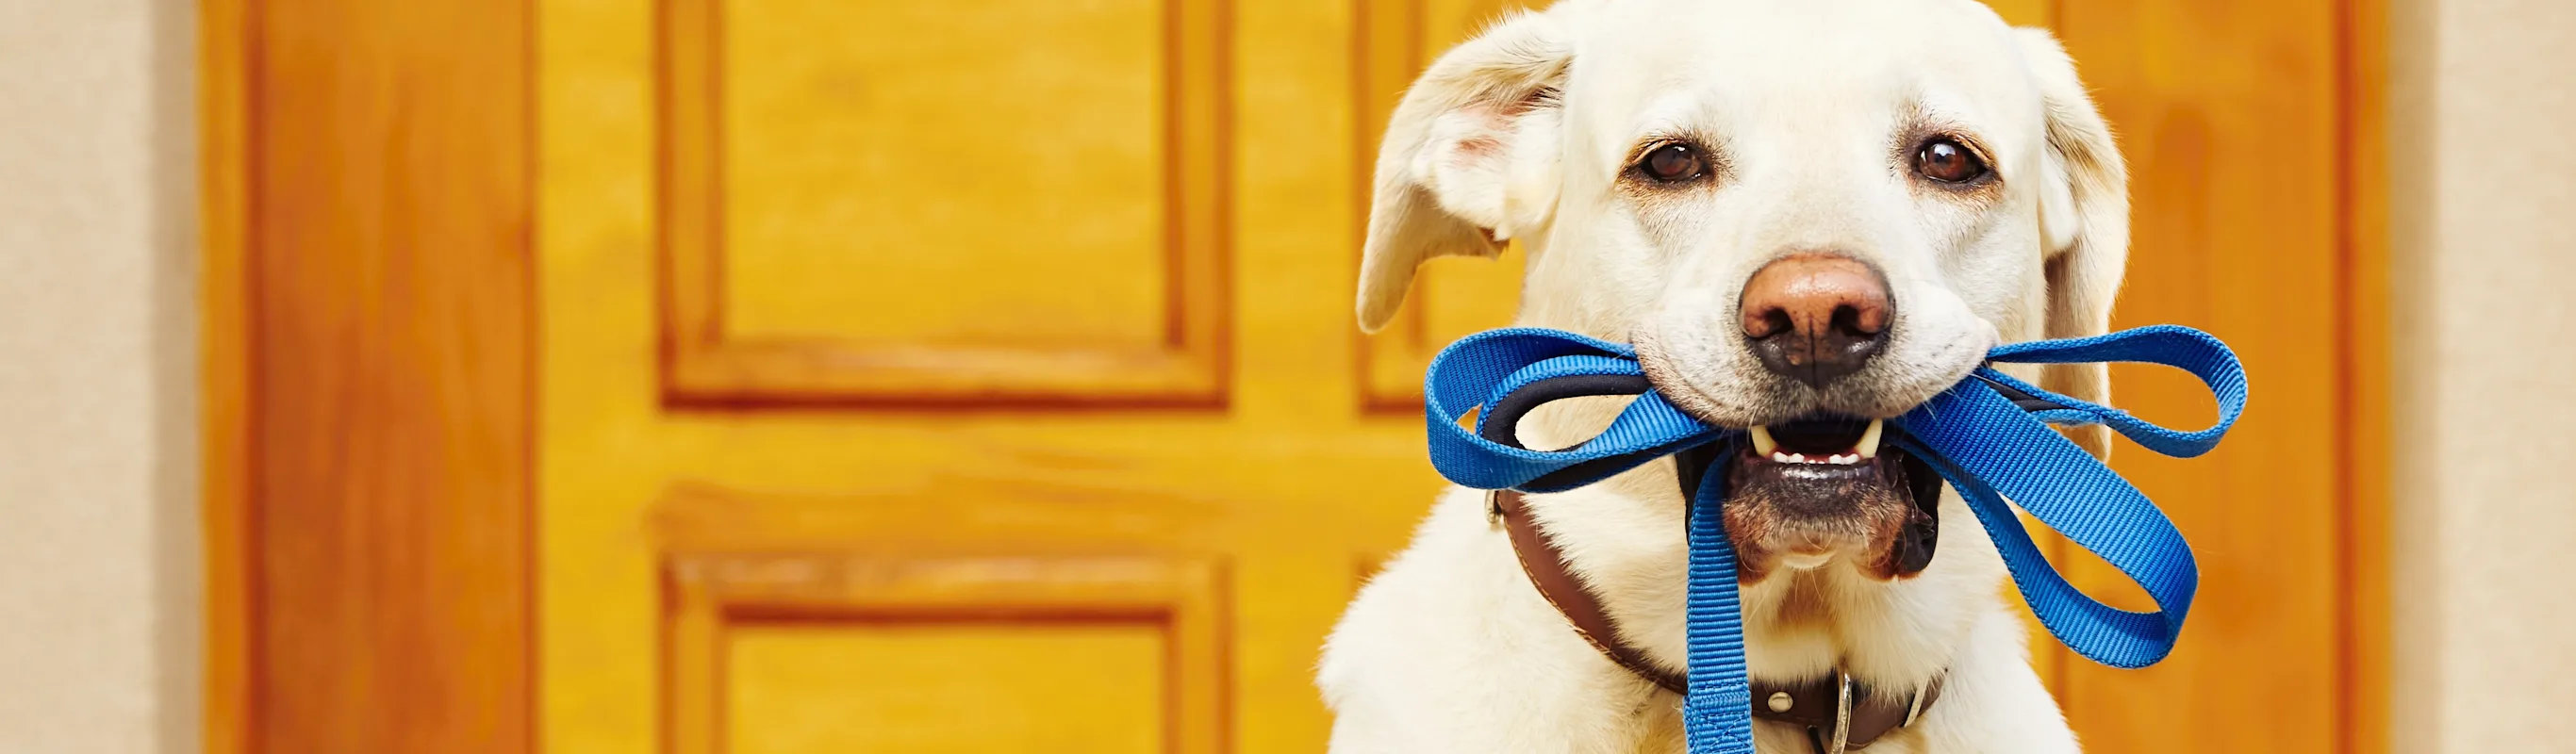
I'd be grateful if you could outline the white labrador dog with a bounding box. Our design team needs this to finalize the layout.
[1319,0,2127,751]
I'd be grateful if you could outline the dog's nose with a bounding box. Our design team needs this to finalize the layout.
[1738,254,1892,388]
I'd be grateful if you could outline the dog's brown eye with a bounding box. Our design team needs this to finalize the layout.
[1914,138,1989,184]
[1640,143,1708,183]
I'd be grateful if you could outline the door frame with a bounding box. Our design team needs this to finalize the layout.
[202,0,538,751]
[197,0,2388,751]
[2333,0,2392,749]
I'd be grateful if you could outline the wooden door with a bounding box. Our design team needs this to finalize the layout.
[208,0,2386,752]
[542,0,1442,750]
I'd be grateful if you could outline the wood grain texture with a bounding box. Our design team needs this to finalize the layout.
[223,0,538,751]
[657,0,1233,409]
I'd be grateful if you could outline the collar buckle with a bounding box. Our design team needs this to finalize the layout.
[1823,668,1854,754]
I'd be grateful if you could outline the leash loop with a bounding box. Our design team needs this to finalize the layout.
[1977,324,2250,457]
[1419,325,2248,753]
[1425,328,1727,493]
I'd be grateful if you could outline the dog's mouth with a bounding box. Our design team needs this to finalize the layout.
[1721,415,1943,581]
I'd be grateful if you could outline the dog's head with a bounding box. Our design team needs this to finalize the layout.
[1362,0,2127,579]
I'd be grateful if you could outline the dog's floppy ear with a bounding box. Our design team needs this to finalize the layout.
[2018,28,2129,459]
[1355,9,1575,332]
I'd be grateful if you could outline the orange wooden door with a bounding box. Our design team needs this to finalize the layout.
[213,0,2382,751]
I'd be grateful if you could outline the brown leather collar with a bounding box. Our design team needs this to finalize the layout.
[1492,489,1942,752]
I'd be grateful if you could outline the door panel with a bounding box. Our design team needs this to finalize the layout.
[669,549,1224,754]
[659,0,1230,405]
[718,0,1170,348]
[724,624,1166,753]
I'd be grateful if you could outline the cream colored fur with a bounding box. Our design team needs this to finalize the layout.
[1320,0,2129,751]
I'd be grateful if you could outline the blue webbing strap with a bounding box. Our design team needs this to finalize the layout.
[1421,325,2247,753]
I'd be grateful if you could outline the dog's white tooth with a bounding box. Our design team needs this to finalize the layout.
[1788,453,1808,464]
[1773,451,1795,464]
[1828,454,1851,465]
[1857,419,1885,458]
[1748,426,1778,456]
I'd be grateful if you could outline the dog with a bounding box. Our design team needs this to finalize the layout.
[1317,0,2128,751]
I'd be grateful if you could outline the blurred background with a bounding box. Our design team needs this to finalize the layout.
[1,0,2568,751]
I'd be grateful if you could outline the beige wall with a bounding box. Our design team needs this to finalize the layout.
[2389,0,2576,750]
[0,0,198,752]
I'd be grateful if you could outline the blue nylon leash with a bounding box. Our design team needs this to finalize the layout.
[1421,325,2247,753]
